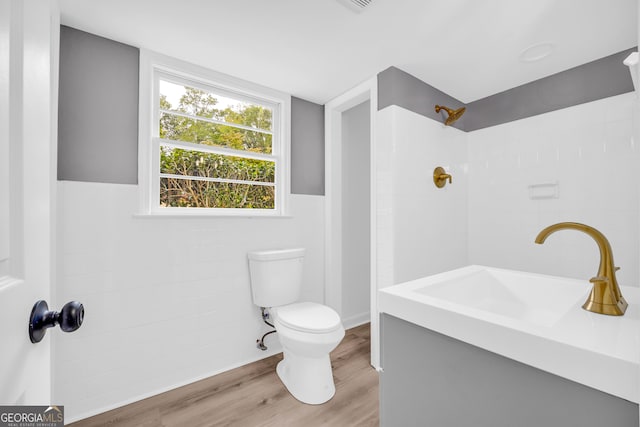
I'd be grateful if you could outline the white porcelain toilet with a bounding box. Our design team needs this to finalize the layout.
[247,248,345,404]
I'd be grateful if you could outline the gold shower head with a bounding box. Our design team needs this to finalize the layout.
[435,105,466,126]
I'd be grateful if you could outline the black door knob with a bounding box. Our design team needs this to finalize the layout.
[29,300,85,343]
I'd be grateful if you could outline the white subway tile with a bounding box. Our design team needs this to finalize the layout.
[55,184,326,419]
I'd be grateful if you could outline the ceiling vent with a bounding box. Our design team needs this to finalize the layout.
[337,0,374,13]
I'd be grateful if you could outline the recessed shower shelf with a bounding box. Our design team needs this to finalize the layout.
[528,182,559,199]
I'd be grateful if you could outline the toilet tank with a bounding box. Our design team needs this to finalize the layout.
[247,248,305,307]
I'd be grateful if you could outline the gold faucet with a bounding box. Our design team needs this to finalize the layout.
[535,222,628,316]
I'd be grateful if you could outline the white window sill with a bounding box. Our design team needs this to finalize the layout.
[132,213,294,219]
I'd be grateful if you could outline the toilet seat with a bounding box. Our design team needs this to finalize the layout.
[274,302,342,334]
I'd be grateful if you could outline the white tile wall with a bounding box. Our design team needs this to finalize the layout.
[378,92,639,290]
[468,93,639,287]
[377,106,470,286]
[54,181,325,422]
[375,107,396,292]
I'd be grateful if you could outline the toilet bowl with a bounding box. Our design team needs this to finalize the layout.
[272,302,345,404]
[247,249,345,404]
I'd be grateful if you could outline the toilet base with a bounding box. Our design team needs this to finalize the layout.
[276,351,336,404]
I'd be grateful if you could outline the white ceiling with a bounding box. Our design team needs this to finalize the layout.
[60,0,638,105]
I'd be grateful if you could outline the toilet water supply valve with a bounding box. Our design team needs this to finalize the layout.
[257,307,277,351]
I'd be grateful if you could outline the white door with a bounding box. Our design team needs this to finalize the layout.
[0,0,58,405]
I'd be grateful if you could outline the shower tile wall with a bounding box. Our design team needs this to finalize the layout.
[55,181,325,421]
[468,93,639,286]
[378,92,639,289]
[376,105,470,286]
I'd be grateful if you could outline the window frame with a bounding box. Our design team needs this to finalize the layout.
[138,50,291,216]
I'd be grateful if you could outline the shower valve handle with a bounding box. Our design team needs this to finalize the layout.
[433,166,452,188]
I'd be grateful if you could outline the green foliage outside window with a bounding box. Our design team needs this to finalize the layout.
[159,86,276,209]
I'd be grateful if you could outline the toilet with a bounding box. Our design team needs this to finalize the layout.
[247,248,345,404]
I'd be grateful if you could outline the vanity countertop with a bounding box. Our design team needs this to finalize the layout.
[378,265,640,403]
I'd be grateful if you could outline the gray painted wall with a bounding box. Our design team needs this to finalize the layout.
[378,48,637,132]
[465,48,636,131]
[378,66,467,131]
[291,97,324,195]
[58,26,325,195]
[380,314,639,427]
[58,26,139,184]
[341,101,371,322]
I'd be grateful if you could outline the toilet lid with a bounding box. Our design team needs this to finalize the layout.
[275,302,342,333]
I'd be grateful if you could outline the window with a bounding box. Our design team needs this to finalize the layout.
[139,51,290,216]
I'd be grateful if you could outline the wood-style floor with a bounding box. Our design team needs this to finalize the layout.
[70,323,378,427]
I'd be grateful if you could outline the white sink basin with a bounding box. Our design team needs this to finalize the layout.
[378,265,640,403]
[413,267,585,327]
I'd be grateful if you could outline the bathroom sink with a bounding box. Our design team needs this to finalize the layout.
[378,265,640,403]
[413,267,585,327]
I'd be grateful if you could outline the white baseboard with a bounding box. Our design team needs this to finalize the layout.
[65,347,282,424]
[342,311,370,330]
[67,313,371,424]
